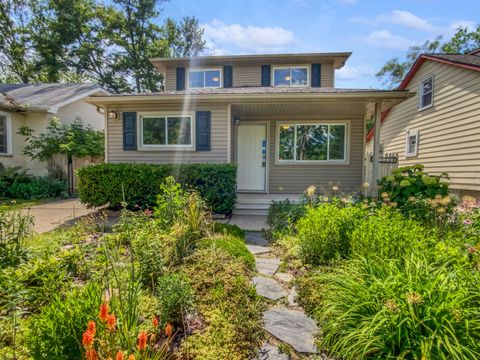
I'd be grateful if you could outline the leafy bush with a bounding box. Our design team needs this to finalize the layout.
[297,204,366,265]
[26,282,103,360]
[155,273,193,326]
[154,176,189,229]
[132,231,165,289]
[267,199,306,240]
[212,222,245,239]
[349,207,436,260]
[198,235,255,270]
[5,176,67,199]
[77,163,237,213]
[298,255,480,359]
[0,210,33,267]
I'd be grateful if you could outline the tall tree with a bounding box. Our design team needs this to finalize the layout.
[377,26,480,89]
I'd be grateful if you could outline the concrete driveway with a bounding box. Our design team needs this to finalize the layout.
[21,198,99,234]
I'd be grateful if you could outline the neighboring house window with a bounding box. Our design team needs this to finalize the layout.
[0,113,10,155]
[419,76,433,109]
[140,115,193,148]
[405,130,419,157]
[277,122,347,162]
[273,66,309,86]
[188,69,221,88]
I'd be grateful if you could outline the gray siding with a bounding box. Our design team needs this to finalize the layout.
[106,103,229,163]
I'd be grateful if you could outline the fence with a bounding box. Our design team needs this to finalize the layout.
[364,152,399,188]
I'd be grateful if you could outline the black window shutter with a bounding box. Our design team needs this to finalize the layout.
[223,65,233,88]
[261,65,271,86]
[311,63,321,87]
[176,67,185,90]
[122,112,137,151]
[196,111,211,151]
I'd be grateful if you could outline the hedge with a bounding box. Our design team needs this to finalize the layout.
[77,163,237,213]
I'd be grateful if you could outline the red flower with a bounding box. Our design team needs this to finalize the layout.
[165,323,173,337]
[87,321,96,335]
[82,329,95,348]
[128,355,135,360]
[116,351,124,360]
[99,303,109,322]
[152,316,159,328]
[85,348,98,360]
[137,331,148,351]
[107,314,117,331]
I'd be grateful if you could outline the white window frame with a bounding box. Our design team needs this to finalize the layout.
[419,76,434,110]
[272,65,310,87]
[138,112,195,151]
[276,121,350,164]
[0,111,12,156]
[187,68,222,89]
[405,129,419,157]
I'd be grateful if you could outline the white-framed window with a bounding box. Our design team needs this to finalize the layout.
[277,122,348,163]
[405,129,419,157]
[419,76,433,110]
[140,114,193,149]
[0,112,11,155]
[273,66,309,86]
[188,68,221,89]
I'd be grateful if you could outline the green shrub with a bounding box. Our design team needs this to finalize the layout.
[5,176,67,199]
[77,163,237,213]
[132,231,165,289]
[154,176,189,229]
[26,282,103,360]
[198,235,255,270]
[0,210,33,268]
[298,255,480,359]
[155,273,193,326]
[349,207,436,260]
[267,199,306,240]
[297,204,366,265]
[212,222,245,239]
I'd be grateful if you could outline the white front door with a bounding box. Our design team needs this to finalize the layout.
[237,124,267,191]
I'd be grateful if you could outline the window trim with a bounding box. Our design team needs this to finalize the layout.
[187,68,222,89]
[275,120,350,165]
[0,111,12,156]
[272,65,310,87]
[419,75,434,111]
[405,129,419,157]
[138,111,195,151]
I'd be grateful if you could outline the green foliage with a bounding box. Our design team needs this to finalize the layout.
[198,235,255,270]
[297,204,366,265]
[212,222,245,239]
[131,230,165,290]
[267,199,306,240]
[349,207,436,260]
[26,282,103,360]
[19,117,104,162]
[298,255,480,359]
[155,176,189,229]
[155,273,193,326]
[78,163,237,213]
[0,210,33,267]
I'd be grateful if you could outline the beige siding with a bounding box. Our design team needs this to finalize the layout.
[164,61,335,90]
[0,111,27,170]
[56,99,104,130]
[378,61,480,193]
[106,103,229,163]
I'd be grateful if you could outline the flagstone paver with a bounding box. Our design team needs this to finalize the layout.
[256,343,289,360]
[253,276,288,301]
[256,258,280,276]
[247,244,271,255]
[275,272,293,283]
[246,231,269,245]
[287,286,299,307]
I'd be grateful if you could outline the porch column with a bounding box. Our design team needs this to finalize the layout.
[371,102,382,195]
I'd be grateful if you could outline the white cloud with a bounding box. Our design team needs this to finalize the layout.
[447,20,477,35]
[202,20,295,53]
[350,17,376,27]
[336,65,374,81]
[377,10,439,33]
[339,0,358,5]
[364,30,413,50]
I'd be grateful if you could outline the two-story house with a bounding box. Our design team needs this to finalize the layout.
[88,52,412,211]
[366,48,480,198]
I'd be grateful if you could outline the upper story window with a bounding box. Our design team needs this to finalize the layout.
[273,66,309,86]
[0,113,10,155]
[405,129,419,157]
[140,114,193,148]
[188,69,221,89]
[419,76,433,110]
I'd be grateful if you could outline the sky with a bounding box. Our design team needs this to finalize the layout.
[160,0,479,88]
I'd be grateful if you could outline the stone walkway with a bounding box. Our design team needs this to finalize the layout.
[246,231,320,359]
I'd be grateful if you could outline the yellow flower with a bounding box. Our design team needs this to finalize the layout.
[406,292,423,305]
[381,192,389,199]
[331,185,339,192]
[305,185,316,198]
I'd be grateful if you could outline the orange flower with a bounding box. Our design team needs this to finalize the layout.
[165,323,173,337]
[82,329,95,348]
[137,331,148,351]
[152,316,159,328]
[87,321,96,335]
[115,352,124,360]
[106,314,117,331]
[128,355,135,360]
[85,348,98,360]
[99,303,109,322]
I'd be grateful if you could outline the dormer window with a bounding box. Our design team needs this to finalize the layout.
[273,66,309,86]
[188,69,221,89]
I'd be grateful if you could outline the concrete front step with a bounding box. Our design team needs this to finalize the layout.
[232,208,269,216]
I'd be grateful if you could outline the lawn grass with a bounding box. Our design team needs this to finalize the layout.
[0,198,44,212]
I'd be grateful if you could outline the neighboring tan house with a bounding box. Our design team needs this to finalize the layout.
[366,48,480,197]
[88,52,413,212]
[0,83,108,176]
